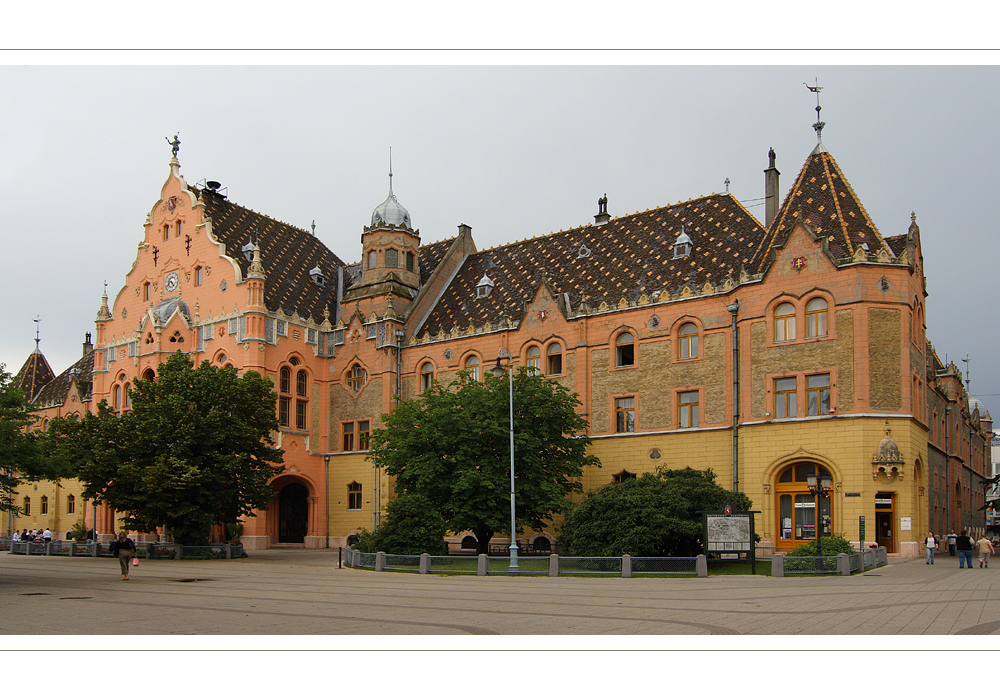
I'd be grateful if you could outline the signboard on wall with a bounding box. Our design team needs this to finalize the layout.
[900,516,912,531]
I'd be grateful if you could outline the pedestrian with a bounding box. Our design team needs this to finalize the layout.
[924,531,938,564]
[956,529,975,569]
[11,530,19,543]
[109,531,137,581]
[976,534,995,568]
[21,529,28,542]
[42,528,52,543]
[947,530,957,556]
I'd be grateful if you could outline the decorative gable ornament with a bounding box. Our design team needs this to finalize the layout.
[791,256,807,271]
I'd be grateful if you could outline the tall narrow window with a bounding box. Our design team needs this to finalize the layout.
[385,248,398,268]
[163,224,169,241]
[678,323,699,359]
[368,250,377,270]
[40,495,48,515]
[67,494,75,514]
[807,374,831,416]
[342,422,355,452]
[113,384,121,410]
[547,343,563,375]
[23,497,30,515]
[348,364,366,393]
[177,220,182,237]
[774,377,797,418]
[679,391,699,428]
[464,355,480,381]
[124,383,131,408]
[420,362,434,390]
[616,333,635,367]
[195,266,203,286]
[278,367,291,427]
[805,298,828,338]
[526,346,541,375]
[774,303,796,342]
[615,397,635,433]
[143,282,150,301]
[348,482,362,510]
[358,420,371,451]
[406,252,414,271]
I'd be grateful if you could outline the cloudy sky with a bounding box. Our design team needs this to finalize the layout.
[2,60,998,422]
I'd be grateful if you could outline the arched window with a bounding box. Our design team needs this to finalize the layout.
[348,364,367,393]
[368,250,377,270]
[113,384,121,410]
[23,497,30,515]
[278,367,291,427]
[124,383,131,409]
[420,362,434,391]
[40,496,48,515]
[805,298,828,338]
[547,343,563,375]
[142,368,156,382]
[143,282,151,301]
[613,470,636,483]
[163,224,169,241]
[616,332,635,367]
[775,464,834,548]
[385,248,398,268]
[464,355,480,381]
[774,302,796,342]
[526,346,541,375]
[67,494,76,514]
[296,369,309,431]
[461,535,478,550]
[678,322,699,359]
[194,266,203,286]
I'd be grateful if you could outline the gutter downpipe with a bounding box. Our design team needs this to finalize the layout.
[946,405,951,531]
[727,300,740,492]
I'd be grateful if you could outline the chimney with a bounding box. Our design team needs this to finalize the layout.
[764,148,780,228]
[458,223,472,238]
[82,332,93,357]
[594,194,610,226]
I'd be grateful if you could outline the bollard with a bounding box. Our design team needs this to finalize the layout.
[477,553,488,576]
[696,554,708,578]
[225,543,232,560]
[549,553,559,577]
[622,554,632,578]
[175,544,182,560]
[338,546,343,569]
[375,551,385,572]
[419,553,429,574]
[45,542,52,556]
[772,553,784,577]
[837,553,850,575]
[92,539,98,557]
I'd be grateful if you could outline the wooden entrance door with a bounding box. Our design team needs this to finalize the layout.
[278,483,309,543]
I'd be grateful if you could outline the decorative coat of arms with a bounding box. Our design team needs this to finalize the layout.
[791,256,806,271]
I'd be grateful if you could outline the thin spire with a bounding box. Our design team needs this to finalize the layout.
[33,316,40,351]
[805,79,826,152]
[388,147,394,194]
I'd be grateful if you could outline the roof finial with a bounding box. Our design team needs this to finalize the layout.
[805,79,825,149]
[388,147,393,193]
[724,177,731,193]
[33,316,40,351]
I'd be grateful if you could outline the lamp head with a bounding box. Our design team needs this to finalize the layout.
[491,357,505,378]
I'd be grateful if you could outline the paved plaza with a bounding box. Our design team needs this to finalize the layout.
[2,548,1000,636]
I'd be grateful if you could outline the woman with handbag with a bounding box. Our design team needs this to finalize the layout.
[112,531,137,580]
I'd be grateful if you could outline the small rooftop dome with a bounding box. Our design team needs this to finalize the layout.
[371,173,412,229]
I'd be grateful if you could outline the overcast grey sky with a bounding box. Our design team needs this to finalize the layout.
[2,63,998,421]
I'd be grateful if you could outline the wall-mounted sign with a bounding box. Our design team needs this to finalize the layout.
[900,517,912,531]
[845,492,861,497]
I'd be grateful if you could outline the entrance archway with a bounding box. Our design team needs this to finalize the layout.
[774,463,834,549]
[278,483,309,543]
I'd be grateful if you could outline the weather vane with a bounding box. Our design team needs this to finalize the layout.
[166,132,181,158]
[804,79,825,144]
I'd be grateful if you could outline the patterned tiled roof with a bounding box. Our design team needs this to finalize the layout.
[751,151,883,272]
[34,351,94,408]
[13,350,55,403]
[418,194,767,336]
[884,234,907,258]
[418,236,457,286]
[199,191,346,322]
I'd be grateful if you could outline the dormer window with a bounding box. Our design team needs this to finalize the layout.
[309,265,325,286]
[242,239,255,262]
[673,226,692,259]
[476,273,495,299]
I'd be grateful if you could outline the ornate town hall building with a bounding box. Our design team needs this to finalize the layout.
[14,129,992,557]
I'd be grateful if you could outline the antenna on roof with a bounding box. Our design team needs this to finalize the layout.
[805,79,826,149]
[962,355,971,392]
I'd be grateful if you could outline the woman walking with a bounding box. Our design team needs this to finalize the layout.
[924,532,938,564]
[110,531,137,580]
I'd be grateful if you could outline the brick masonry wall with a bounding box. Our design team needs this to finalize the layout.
[869,308,901,410]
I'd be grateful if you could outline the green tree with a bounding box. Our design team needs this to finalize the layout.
[353,493,448,555]
[369,368,599,554]
[558,467,753,557]
[49,352,284,544]
[0,364,46,514]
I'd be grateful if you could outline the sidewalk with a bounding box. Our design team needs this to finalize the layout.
[2,549,999,636]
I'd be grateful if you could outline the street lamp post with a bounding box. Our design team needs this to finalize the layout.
[806,471,833,563]
[491,348,519,573]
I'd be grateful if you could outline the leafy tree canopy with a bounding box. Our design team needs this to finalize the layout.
[0,364,47,513]
[353,493,448,556]
[558,467,753,557]
[368,368,599,553]
[49,352,284,544]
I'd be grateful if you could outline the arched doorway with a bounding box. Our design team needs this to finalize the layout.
[278,483,309,543]
[775,463,834,550]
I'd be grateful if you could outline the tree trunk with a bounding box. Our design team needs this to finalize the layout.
[474,527,494,555]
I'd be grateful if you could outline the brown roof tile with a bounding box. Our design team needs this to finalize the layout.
[34,351,94,408]
[13,350,56,403]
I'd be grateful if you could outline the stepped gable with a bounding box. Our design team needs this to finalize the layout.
[198,190,345,321]
[418,193,766,337]
[13,350,56,403]
[752,150,883,272]
[34,351,94,408]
